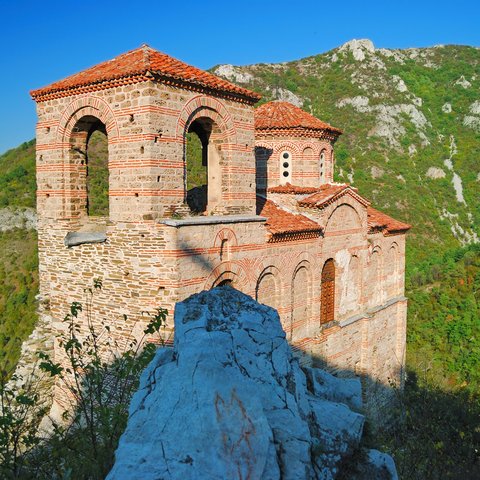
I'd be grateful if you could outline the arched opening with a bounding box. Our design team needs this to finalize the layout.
[216,279,233,287]
[386,244,398,298]
[342,255,361,315]
[70,115,109,217]
[370,248,383,303]
[319,149,326,184]
[320,259,335,324]
[291,266,309,340]
[302,146,314,157]
[256,272,278,311]
[185,117,222,214]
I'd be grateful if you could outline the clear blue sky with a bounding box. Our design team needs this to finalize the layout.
[1,0,479,154]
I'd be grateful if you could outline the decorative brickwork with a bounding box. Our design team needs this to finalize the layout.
[30,47,410,422]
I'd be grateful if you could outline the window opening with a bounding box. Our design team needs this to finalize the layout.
[279,151,292,184]
[320,259,335,324]
[185,117,222,213]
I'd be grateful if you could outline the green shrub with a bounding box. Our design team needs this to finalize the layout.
[0,280,168,479]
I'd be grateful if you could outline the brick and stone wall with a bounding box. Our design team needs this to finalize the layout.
[255,136,335,193]
[32,66,408,423]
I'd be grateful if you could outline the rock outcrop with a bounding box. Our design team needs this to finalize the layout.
[107,287,397,480]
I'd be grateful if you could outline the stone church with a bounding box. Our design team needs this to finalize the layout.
[30,45,410,416]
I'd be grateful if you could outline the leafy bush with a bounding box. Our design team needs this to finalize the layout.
[0,280,168,479]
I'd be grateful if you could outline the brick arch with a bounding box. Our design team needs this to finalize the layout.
[213,228,238,248]
[175,95,236,145]
[255,265,282,311]
[291,260,312,337]
[255,140,274,151]
[213,228,238,262]
[272,141,301,156]
[204,261,249,291]
[57,96,119,146]
[325,203,362,234]
[300,141,320,155]
[341,253,362,317]
[386,242,399,297]
[370,245,384,302]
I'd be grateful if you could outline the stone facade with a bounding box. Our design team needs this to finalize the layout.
[30,45,410,418]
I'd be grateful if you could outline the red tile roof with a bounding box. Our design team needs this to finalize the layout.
[31,45,261,104]
[268,183,321,194]
[367,207,411,235]
[255,101,342,135]
[257,198,322,240]
[298,184,370,209]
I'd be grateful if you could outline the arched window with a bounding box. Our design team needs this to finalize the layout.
[370,248,383,303]
[291,265,309,340]
[185,117,222,213]
[386,244,398,298]
[319,149,326,184]
[70,115,109,217]
[256,272,278,311]
[321,259,335,324]
[302,146,314,157]
[343,255,361,314]
[279,151,292,185]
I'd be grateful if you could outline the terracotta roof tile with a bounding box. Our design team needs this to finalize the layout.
[255,101,342,135]
[257,198,322,239]
[298,184,369,208]
[31,45,261,103]
[367,207,411,235]
[268,183,321,194]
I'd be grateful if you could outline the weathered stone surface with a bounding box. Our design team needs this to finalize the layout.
[353,449,399,480]
[64,231,107,247]
[107,288,396,480]
[0,207,37,231]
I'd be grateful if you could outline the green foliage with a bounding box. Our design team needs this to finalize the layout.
[0,141,36,209]
[407,244,480,392]
[370,373,480,479]
[186,132,206,191]
[0,230,38,374]
[0,281,168,479]
[87,130,109,217]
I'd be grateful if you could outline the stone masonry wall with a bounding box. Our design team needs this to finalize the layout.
[33,76,407,421]
[35,82,256,222]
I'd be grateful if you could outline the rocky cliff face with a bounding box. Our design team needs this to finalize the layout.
[107,287,397,480]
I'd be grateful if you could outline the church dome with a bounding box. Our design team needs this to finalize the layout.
[254,101,342,136]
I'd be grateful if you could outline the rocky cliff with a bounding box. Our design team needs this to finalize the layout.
[107,287,397,480]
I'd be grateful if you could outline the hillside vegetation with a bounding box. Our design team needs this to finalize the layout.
[0,39,479,477]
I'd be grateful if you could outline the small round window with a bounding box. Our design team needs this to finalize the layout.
[320,150,326,182]
[279,151,292,185]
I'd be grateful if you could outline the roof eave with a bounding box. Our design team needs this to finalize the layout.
[31,71,262,104]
